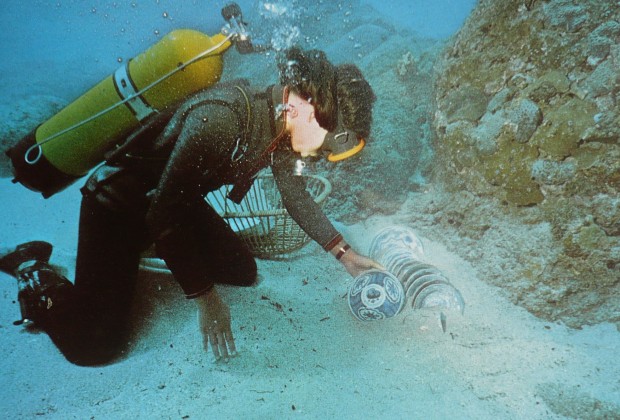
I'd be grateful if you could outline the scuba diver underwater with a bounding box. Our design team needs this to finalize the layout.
[0,3,381,366]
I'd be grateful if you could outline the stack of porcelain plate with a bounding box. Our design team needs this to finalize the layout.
[348,225,465,322]
[348,269,405,321]
[369,225,465,313]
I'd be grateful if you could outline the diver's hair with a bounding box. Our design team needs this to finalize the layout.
[278,47,338,131]
[336,64,376,139]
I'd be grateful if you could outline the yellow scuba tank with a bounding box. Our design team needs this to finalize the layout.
[7,29,232,198]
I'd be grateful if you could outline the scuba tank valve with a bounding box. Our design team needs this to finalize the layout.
[221,2,269,53]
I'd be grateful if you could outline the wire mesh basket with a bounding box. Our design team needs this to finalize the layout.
[205,172,332,258]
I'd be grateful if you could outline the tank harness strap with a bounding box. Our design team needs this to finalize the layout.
[234,85,253,139]
[228,85,285,204]
[113,61,157,122]
[253,85,277,138]
[106,88,251,167]
[104,110,174,165]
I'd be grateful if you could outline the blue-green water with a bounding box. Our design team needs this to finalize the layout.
[2,1,619,419]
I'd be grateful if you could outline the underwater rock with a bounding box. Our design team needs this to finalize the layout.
[469,112,503,156]
[530,98,597,158]
[583,20,620,66]
[395,51,417,80]
[442,94,544,205]
[463,97,542,155]
[486,88,514,114]
[502,98,543,143]
[581,58,620,98]
[541,0,589,33]
[563,222,610,257]
[568,143,620,199]
[480,137,543,206]
[431,0,620,327]
[591,194,620,236]
[531,159,577,186]
[444,85,488,123]
[523,70,570,104]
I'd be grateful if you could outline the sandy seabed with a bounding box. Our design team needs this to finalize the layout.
[1,2,619,417]
[1,178,619,419]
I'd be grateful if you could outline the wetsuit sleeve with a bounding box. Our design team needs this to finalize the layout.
[271,153,342,251]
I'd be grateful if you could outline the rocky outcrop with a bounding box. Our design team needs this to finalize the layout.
[431,0,619,327]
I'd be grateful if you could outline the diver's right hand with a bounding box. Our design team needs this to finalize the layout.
[340,248,384,278]
[196,287,237,362]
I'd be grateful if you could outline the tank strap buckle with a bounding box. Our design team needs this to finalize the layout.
[113,62,156,122]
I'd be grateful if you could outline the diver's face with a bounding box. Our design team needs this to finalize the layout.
[286,92,328,157]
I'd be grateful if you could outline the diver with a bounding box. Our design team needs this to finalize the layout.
[0,47,381,366]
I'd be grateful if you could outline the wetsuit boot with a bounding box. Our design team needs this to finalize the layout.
[0,241,73,326]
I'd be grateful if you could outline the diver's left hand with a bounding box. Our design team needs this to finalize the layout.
[339,248,384,278]
[196,287,237,362]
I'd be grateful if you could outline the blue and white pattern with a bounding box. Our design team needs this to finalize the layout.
[369,226,425,262]
[348,270,405,321]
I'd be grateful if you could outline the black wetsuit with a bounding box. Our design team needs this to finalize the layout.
[44,82,341,365]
